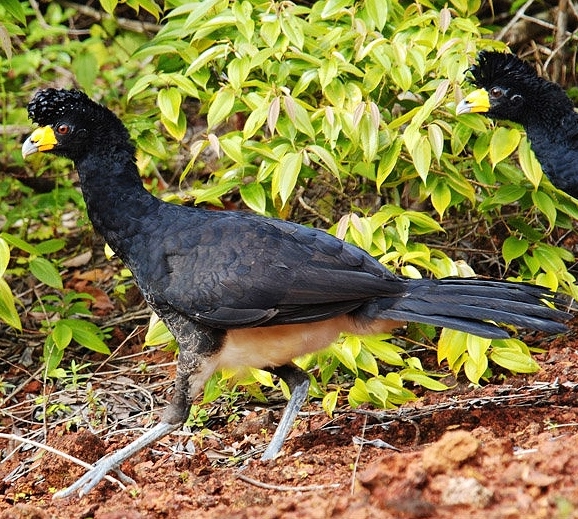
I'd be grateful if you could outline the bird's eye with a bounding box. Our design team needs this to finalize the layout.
[489,87,503,99]
[56,124,70,135]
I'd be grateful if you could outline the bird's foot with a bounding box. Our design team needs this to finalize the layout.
[52,421,179,499]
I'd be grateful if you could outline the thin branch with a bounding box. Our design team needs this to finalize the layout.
[0,432,127,490]
[237,473,340,492]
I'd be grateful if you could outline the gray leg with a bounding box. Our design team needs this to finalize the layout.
[53,323,225,499]
[261,364,310,460]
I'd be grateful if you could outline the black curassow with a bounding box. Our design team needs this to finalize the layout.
[22,89,571,498]
[456,50,578,198]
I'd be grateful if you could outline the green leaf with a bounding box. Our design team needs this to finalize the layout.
[243,102,268,140]
[62,319,110,355]
[284,96,316,139]
[531,191,557,229]
[240,183,267,214]
[52,321,73,350]
[410,135,431,183]
[72,51,99,93]
[35,239,66,255]
[307,145,340,178]
[431,181,451,218]
[438,328,467,371]
[29,257,63,289]
[161,110,187,141]
[428,123,444,161]
[490,341,540,373]
[318,58,339,89]
[158,88,182,126]
[0,278,21,330]
[0,237,9,276]
[1,233,39,255]
[377,138,403,190]
[145,314,173,346]
[359,113,379,163]
[99,0,118,15]
[365,377,389,407]
[273,151,303,207]
[349,214,373,251]
[489,127,520,167]
[137,130,167,158]
[463,334,491,383]
[279,12,304,49]
[322,390,339,417]
[401,370,449,391]
[502,236,528,264]
[207,89,236,129]
[365,0,388,29]
[518,137,543,189]
[330,337,359,374]
[348,378,371,407]
[362,336,405,366]
[356,346,379,376]
[228,56,251,91]
[3,0,27,24]
[321,0,350,18]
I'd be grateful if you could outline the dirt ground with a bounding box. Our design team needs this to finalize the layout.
[1,317,577,519]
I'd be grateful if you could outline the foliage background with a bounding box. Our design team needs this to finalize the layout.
[1,0,577,417]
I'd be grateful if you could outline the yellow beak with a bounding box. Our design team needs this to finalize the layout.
[456,89,491,115]
[22,126,58,158]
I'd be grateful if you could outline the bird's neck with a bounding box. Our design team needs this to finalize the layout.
[75,148,161,257]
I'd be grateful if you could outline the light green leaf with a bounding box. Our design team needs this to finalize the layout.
[3,0,27,24]
[99,0,118,15]
[273,151,303,207]
[322,390,339,417]
[63,319,110,355]
[489,127,520,167]
[531,191,557,229]
[52,321,73,350]
[321,0,350,18]
[279,12,304,49]
[413,135,431,183]
[158,88,182,126]
[359,113,379,162]
[1,233,39,255]
[401,370,449,391]
[207,89,236,129]
[145,314,173,346]
[161,110,187,141]
[29,257,63,289]
[0,278,21,330]
[240,183,267,214]
[228,56,251,91]
[0,237,9,276]
[362,336,405,366]
[377,138,403,191]
[243,102,268,139]
[431,181,451,218]
[307,145,340,178]
[428,123,444,161]
[365,0,388,29]
[490,343,539,373]
[502,236,529,264]
[72,52,99,92]
[319,58,339,89]
[518,137,543,189]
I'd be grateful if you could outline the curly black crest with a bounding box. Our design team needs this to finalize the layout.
[467,51,538,88]
[27,89,98,125]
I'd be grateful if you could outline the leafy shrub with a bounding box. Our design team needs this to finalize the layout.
[2,0,576,413]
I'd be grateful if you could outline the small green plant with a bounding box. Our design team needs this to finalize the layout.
[185,404,210,428]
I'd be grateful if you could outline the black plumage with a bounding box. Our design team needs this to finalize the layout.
[22,88,571,498]
[456,51,578,198]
